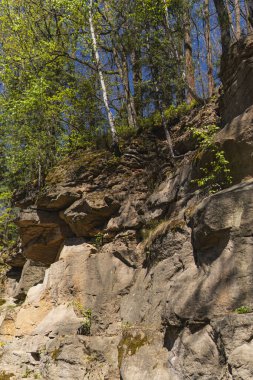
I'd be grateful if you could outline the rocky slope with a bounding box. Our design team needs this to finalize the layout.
[1,37,253,380]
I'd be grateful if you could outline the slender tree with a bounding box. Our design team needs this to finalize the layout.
[225,0,236,38]
[204,0,214,96]
[247,0,253,27]
[88,0,120,154]
[235,0,242,39]
[113,47,138,129]
[183,7,196,103]
[213,0,231,56]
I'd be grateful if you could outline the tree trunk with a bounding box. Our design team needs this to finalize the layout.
[213,0,231,56]
[131,49,143,118]
[184,10,196,103]
[225,0,236,39]
[204,0,214,97]
[88,0,120,155]
[235,0,241,39]
[148,31,176,159]
[245,0,251,32]
[247,0,253,28]
[155,82,175,159]
[163,0,182,102]
[113,47,137,129]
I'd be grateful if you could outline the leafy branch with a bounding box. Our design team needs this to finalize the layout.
[191,125,232,193]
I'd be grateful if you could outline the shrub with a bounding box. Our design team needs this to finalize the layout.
[73,301,92,335]
[234,306,252,314]
[0,189,18,251]
[191,125,232,193]
[138,100,197,131]
[164,100,197,124]
[93,232,104,247]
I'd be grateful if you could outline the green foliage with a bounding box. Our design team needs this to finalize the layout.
[73,301,92,335]
[0,189,18,251]
[191,125,232,193]
[116,124,137,140]
[139,101,197,130]
[234,306,252,314]
[164,100,197,124]
[0,0,105,192]
[57,130,96,157]
[0,0,222,199]
[93,232,104,248]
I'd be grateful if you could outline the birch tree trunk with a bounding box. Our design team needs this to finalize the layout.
[88,0,120,154]
[204,0,214,97]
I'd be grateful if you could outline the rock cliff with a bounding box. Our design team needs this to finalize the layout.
[1,39,253,380]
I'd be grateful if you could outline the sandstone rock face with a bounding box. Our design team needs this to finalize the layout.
[2,80,253,379]
[36,188,82,211]
[61,193,120,237]
[16,208,73,264]
[216,106,253,183]
[221,35,253,124]
[13,260,47,301]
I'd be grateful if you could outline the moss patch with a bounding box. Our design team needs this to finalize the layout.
[0,372,15,380]
[118,332,149,368]
[45,149,116,186]
[51,347,62,361]
[0,299,6,307]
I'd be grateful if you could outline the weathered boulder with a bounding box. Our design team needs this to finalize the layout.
[211,313,253,356]
[0,238,138,378]
[228,342,253,380]
[16,208,73,264]
[104,230,140,268]
[36,188,82,211]
[163,181,253,326]
[18,239,136,337]
[165,324,222,380]
[33,305,82,337]
[106,196,143,233]
[221,35,253,124]
[61,193,120,237]
[216,106,253,183]
[120,222,193,329]
[120,342,173,380]
[13,260,47,301]
[191,180,253,256]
